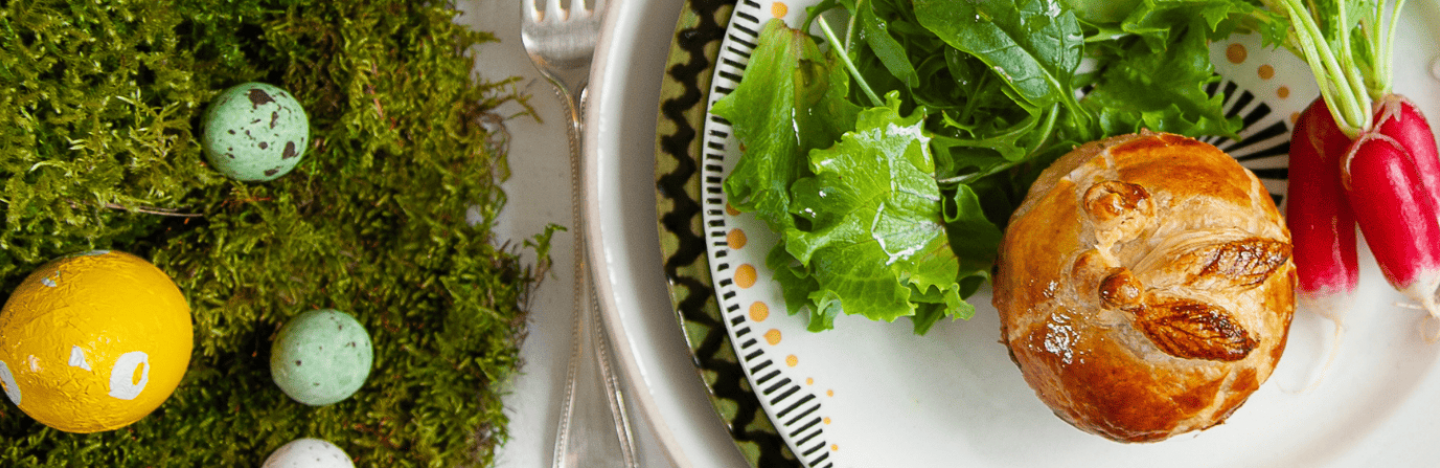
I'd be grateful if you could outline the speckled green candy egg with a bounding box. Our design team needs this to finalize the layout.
[270,309,372,406]
[201,82,309,181]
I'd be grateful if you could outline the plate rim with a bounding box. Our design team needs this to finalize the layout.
[586,0,799,466]
[641,0,804,466]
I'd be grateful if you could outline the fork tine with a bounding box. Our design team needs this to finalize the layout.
[545,0,566,21]
[522,0,540,23]
[589,0,606,18]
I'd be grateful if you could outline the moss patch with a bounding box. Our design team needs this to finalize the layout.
[0,0,546,466]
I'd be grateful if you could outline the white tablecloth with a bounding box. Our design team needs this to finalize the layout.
[458,2,678,467]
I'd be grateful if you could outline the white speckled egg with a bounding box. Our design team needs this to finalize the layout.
[200,82,309,181]
[262,438,354,468]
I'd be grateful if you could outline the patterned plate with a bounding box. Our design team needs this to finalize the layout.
[653,0,800,466]
[653,2,1322,467]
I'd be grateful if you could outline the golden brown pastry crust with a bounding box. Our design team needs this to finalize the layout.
[993,131,1295,443]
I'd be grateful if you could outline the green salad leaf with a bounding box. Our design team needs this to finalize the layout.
[1081,19,1240,138]
[1117,0,1270,46]
[714,20,860,231]
[718,0,1268,334]
[914,0,1088,132]
[776,94,987,332]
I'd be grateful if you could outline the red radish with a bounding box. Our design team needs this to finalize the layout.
[1343,133,1440,316]
[1287,97,1360,319]
[1372,94,1440,211]
[1274,0,1440,320]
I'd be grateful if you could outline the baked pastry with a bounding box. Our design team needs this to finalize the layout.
[992,131,1296,443]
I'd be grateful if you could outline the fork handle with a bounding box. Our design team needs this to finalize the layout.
[551,85,640,468]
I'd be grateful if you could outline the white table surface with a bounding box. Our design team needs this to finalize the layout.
[458,2,685,467]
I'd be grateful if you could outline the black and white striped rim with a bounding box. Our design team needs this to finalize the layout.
[701,0,834,466]
[1198,79,1293,208]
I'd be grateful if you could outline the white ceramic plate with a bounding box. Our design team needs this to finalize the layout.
[674,1,1440,467]
[587,0,1440,467]
[584,0,756,467]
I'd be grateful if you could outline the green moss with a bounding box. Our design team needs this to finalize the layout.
[0,0,545,466]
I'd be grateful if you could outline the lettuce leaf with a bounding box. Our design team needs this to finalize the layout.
[775,95,993,332]
[714,20,860,232]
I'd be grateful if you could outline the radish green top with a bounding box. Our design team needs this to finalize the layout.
[1262,0,1408,137]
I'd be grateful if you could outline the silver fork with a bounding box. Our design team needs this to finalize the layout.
[520,1,639,467]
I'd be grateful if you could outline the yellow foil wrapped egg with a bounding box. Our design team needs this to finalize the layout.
[0,250,193,433]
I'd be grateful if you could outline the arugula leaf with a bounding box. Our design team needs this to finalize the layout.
[1081,21,1242,138]
[854,0,920,88]
[945,183,1005,266]
[778,95,978,331]
[1120,0,1270,47]
[713,19,860,231]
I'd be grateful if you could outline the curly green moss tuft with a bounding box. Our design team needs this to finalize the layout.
[0,0,546,466]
